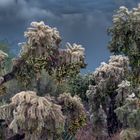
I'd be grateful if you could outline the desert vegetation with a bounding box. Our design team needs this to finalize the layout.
[0,4,139,140]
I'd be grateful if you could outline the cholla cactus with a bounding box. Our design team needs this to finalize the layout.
[15,21,62,87]
[108,5,140,138]
[58,93,87,135]
[86,55,129,137]
[0,91,65,140]
[108,4,140,86]
[94,55,129,89]
[19,21,61,70]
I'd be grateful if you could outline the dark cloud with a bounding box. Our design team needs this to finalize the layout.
[0,0,139,71]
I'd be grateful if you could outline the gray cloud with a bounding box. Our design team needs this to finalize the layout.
[0,0,139,71]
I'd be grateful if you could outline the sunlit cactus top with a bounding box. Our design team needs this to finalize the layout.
[19,21,61,59]
[94,55,129,84]
[24,21,61,47]
[113,4,140,23]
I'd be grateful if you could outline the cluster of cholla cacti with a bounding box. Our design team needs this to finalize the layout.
[106,4,140,139]
[85,3,140,140]
[15,21,85,87]
[0,3,140,140]
[0,21,87,140]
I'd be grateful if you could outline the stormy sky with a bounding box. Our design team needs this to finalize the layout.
[0,0,139,72]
